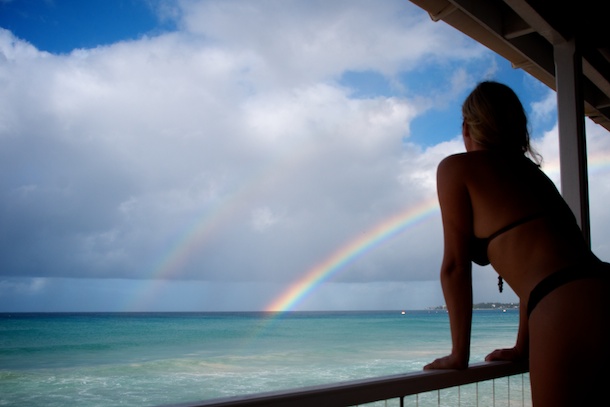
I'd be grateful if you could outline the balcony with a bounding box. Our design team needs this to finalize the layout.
[163,360,529,407]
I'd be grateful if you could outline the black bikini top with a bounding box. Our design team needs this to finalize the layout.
[471,212,544,294]
[471,212,545,267]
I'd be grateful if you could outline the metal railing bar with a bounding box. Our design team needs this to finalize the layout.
[160,361,529,407]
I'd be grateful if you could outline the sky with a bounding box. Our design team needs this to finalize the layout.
[1,0,610,312]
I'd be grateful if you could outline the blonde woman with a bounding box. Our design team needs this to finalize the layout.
[424,81,610,406]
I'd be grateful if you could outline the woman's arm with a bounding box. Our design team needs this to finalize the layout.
[424,259,473,370]
[485,300,529,362]
[424,156,474,370]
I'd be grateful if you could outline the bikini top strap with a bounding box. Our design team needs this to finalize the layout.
[487,212,545,242]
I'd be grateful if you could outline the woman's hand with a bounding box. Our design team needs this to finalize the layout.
[424,353,468,370]
[485,346,526,362]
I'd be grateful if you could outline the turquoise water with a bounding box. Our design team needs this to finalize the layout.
[0,310,520,406]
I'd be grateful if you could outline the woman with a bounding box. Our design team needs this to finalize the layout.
[423,81,610,406]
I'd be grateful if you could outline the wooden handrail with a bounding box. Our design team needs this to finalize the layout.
[161,360,529,407]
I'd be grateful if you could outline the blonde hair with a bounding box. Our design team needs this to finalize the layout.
[462,81,541,164]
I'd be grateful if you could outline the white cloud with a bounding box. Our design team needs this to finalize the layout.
[175,0,484,84]
[251,206,281,232]
[530,88,557,123]
[399,137,464,193]
[2,1,608,311]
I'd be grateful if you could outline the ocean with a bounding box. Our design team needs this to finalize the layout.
[0,310,525,406]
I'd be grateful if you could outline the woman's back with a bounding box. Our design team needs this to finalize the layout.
[440,149,590,297]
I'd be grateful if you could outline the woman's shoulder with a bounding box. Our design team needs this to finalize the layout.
[438,152,469,165]
[437,151,534,187]
[436,153,472,185]
[437,151,484,172]
[438,150,529,170]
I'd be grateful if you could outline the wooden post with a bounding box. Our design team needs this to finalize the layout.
[554,38,591,247]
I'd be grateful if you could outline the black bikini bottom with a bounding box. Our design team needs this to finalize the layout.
[527,260,610,318]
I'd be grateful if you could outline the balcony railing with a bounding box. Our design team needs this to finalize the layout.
[161,360,530,407]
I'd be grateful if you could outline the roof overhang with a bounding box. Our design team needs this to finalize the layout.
[409,0,610,132]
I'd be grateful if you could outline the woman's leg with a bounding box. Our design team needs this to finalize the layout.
[528,278,610,406]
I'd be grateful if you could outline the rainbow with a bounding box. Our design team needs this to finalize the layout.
[124,146,316,311]
[265,197,440,312]
[125,140,610,311]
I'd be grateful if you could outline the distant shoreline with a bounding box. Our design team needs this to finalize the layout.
[429,302,519,310]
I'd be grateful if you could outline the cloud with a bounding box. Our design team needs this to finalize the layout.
[175,0,484,83]
[2,1,609,312]
[251,206,281,232]
[0,1,483,285]
[530,88,557,124]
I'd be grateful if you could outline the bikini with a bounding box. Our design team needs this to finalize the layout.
[470,212,545,293]
[470,213,610,317]
[526,259,609,317]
